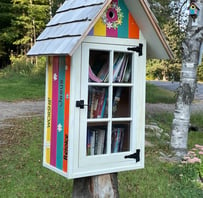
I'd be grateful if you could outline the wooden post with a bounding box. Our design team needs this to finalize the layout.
[72,173,119,198]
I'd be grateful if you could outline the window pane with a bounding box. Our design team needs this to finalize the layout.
[86,123,107,156]
[111,122,130,153]
[88,86,108,119]
[113,52,132,83]
[112,87,131,118]
[89,50,109,83]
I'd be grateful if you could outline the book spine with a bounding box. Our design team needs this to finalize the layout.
[90,131,95,155]
[96,130,106,154]
[87,129,91,155]
[101,89,108,118]
[96,88,105,118]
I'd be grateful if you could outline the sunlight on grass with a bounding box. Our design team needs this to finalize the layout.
[0,75,45,101]
[146,83,176,104]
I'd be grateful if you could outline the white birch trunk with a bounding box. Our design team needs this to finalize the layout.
[170,0,203,157]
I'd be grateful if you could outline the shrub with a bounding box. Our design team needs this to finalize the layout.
[182,144,203,183]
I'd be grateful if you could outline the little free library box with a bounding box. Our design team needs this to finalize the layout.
[28,0,172,179]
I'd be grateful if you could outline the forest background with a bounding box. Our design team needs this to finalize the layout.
[0,0,203,81]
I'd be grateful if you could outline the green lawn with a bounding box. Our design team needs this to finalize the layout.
[0,75,45,101]
[146,83,176,104]
[0,72,175,103]
[0,115,202,197]
[0,73,202,197]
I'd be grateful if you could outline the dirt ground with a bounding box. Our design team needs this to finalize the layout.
[0,101,44,128]
[1,99,203,128]
[1,99,203,147]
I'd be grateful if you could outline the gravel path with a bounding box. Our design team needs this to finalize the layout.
[146,100,203,114]
[0,100,44,128]
[0,99,203,129]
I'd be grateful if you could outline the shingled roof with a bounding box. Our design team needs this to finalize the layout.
[27,0,173,59]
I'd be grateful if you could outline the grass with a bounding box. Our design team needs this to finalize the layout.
[0,74,45,101]
[0,117,72,197]
[0,115,202,197]
[0,64,202,196]
[0,73,175,103]
[146,83,176,104]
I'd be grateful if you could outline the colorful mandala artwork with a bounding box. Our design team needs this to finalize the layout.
[102,2,124,30]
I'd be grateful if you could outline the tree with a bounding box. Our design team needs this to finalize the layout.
[0,0,15,67]
[146,20,184,81]
[170,0,203,157]
[146,0,184,81]
[72,174,119,198]
[51,0,64,16]
[12,0,50,55]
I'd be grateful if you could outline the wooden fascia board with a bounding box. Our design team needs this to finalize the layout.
[124,0,174,59]
[69,0,112,56]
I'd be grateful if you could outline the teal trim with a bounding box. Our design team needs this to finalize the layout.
[118,0,128,38]
[56,56,66,170]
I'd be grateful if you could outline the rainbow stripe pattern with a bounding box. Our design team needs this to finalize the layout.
[45,56,70,173]
[89,0,139,39]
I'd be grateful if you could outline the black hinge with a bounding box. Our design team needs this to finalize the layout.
[127,44,143,56]
[124,149,140,162]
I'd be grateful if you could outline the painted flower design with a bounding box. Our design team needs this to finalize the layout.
[102,2,123,30]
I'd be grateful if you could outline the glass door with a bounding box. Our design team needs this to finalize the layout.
[79,42,138,167]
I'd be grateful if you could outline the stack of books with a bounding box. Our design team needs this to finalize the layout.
[89,53,131,83]
[111,127,125,153]
[88,87,108,118]
[87,128,106,155]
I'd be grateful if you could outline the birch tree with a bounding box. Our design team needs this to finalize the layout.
[170,0,203,157]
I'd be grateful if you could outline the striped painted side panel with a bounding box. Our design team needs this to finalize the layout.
[44,55,70,173]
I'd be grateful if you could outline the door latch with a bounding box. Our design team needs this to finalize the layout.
[76,100,88,109]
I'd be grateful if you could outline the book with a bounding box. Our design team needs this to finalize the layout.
[113,55,125,82]
[88,87,107,118]
[89,53,131,83]
[112,87,122,115]
[87,127,106,156]
[96,129,106,154]
[89,62,109,83]
[90,131,96,155]
[89,66,102,83]
[111,127,125,153]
